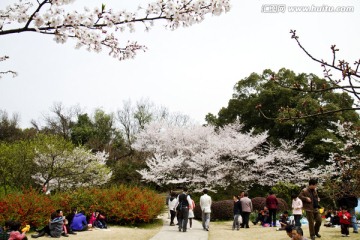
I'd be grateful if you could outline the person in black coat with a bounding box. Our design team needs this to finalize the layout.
[232,195,242,230]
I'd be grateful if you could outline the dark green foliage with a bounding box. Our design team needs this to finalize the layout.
[206,68,360,166]
[194,200,233,220]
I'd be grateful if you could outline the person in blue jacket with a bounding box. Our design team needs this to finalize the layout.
[70,210,91,231]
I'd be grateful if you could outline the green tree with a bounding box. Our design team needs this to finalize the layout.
[206,68,360,165]
[0,110,23,142]
[0,140,35,194]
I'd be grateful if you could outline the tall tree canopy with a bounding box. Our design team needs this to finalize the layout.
[206,68,360,165]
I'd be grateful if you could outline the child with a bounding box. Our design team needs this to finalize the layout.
[338,206,351,237]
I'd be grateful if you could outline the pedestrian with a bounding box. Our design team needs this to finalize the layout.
[240,192,252,228]
[200,189,212,231]
[266,190,278,227]
[188,194,195,229]
[337,192,358,234]
[298,178,322,240]
[176,187,192,232]
[168,192,177,226]
[338,205,351,237]
[232,195,242,230]
[292,194,303,227]
[166,190,172,219]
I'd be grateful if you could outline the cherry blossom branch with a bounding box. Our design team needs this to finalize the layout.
[0,0,231,61]
[0,55,17,78]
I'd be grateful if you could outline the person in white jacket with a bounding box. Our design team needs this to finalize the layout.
[168,192,178,226]
[292,194,303,227]
[200,189,212,231]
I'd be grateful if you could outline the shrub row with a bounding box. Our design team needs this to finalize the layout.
[194,197,289,221]
[0,185,164,228]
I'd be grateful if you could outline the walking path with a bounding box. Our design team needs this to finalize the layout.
[150,213,209,240]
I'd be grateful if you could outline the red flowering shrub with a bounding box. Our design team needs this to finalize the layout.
[52,186,164,224]
[0,185,164,228]
[0,188,55,228]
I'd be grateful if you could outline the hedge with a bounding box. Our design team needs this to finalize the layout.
[0,185,164,228]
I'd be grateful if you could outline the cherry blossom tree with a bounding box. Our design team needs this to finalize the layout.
[0,0,230,76]
[319,121,360,198]
[133,120,312,191]
[32,134,112,192]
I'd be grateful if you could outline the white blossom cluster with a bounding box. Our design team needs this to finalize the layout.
[32,146,112,192]
[318,121,360,185]
[0,0,230,60]
[133,120,312,191]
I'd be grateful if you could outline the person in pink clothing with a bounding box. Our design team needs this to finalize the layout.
[188,195,196,229]
[89,212,97,226]
[6,220,28,240]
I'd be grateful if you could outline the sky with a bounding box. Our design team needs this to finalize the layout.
[0,0,359,128]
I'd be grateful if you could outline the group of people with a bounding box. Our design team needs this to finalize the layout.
[249,178,358,239]
[28,207,107,238]
[167,178,358,240]
[167,187,212,233]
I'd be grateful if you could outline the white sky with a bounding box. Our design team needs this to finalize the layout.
[0,0,359,128]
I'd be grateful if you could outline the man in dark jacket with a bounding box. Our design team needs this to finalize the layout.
[338,193,359,233]
[298,179,322,240]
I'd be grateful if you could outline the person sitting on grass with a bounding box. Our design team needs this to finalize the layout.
[91,211,107,229]
[71,210,92,231]
[31,211,64,238]
[7,220,28,240]
[277,211,290,231]
[252,206,269,226]
[291,226,309,240]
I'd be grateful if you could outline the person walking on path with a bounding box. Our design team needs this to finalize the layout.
[298,178,322,240]
[240,192,252,228]
[292,194,303,227]
[168,192,178,226]
[176,187,192,232]
[266,191,278,227]
[188,195,196,229]
[200,189,212,231]
[337,193,358,234]
[232,195,242,230]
